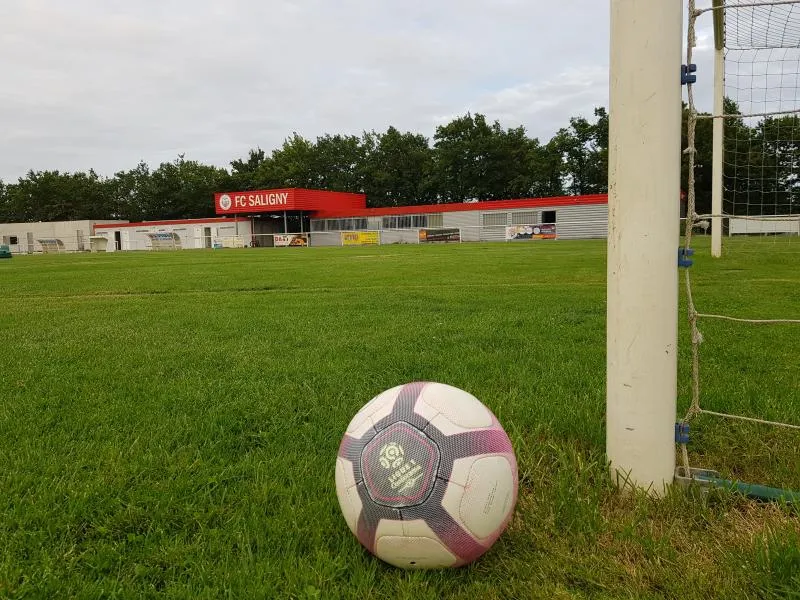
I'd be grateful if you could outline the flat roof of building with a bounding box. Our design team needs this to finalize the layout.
[95,217,250,229]
[210,188,609,219]
[313,194,609,219]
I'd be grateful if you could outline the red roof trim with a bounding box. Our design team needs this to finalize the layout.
[313,194,608,218]
[94,217,250,229]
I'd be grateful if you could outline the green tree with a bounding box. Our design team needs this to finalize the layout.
[750,114,800,215]
[712,97,796,217]
[530,139,566,197]
[431,113,493,201]
[230,148,268,190]
[145,155,230,220]
[259,133,320,189]
[0,179,9,222]
[682,102,714,217]
[4,169,113,222]
[431,113,556,202]
[361,127,435,207]
[110,161,154,222]
[551,107,608,195]
[312,134,366,192]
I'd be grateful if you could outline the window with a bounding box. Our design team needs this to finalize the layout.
[542,210,557,224]
[9,236,18,245]
[381,214,440,229]
[482,212,508,227]
[316,218,368,231]
[512,211,538,225]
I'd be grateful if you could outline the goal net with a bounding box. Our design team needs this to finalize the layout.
[717,0,800,242]
[680,0,800,494]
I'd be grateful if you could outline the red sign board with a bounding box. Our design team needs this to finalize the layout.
[214,188,366,215]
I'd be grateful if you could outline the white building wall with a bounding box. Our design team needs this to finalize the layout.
[381,230,420,244]
[309,232,341,247]
[442,211,481,242]
[0,220,127,253]
[551,204,609,240]
[94,219,253,251]
[308,202,609,243]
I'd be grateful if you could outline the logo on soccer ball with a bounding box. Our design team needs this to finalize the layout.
[219,194,232,211]
[379,442,404,469]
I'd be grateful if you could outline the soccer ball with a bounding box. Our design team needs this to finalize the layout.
[335,382,518,569]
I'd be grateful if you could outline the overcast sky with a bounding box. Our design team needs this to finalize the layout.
[0,1,716,182]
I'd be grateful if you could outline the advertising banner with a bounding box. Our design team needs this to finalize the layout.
[215,190,291,214]
[419,228,461,243]
[214,188,366,215]
[341,231,380,246]
[505,224,557,241]
[274,233,309,247]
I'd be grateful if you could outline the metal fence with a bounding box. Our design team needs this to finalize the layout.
[3,220,613,254]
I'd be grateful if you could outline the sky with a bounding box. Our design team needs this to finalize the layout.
[0,1,717,182]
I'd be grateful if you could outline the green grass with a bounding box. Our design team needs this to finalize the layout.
[1,238,798,599]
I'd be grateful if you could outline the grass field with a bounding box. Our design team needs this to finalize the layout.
[1,239,798,599]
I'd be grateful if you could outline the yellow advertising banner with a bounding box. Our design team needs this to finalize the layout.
[341,231,380,246]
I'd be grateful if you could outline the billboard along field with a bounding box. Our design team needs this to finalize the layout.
[1,240,798,599]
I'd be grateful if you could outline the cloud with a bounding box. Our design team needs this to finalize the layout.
[0,0,627,181]
[463,66,610,141]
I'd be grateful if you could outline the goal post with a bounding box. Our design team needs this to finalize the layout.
[711,0,725,257]
[606,0,682,496]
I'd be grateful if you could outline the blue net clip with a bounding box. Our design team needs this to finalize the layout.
[681,64,697,85]
[675,422,690,445]
[678,247,694,267]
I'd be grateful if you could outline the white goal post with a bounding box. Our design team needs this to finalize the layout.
[711,0,725,257]
[606,0,682,496]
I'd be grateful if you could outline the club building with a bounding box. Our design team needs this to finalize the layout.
[203,188,609,247]
[1,189,610,252]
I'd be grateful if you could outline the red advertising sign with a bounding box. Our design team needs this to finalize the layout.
[215,190,292,214]
[214,188,367,215]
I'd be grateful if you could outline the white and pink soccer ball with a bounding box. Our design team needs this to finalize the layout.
[335,382,518,569]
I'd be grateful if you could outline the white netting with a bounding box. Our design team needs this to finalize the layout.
[681,0,800,480]
[704,0,800,233]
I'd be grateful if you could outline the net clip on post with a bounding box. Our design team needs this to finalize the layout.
[681,64,697,85]
[678,247,694,268]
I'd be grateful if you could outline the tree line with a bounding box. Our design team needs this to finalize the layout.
[0,110,608,223]
[0,102,796,223]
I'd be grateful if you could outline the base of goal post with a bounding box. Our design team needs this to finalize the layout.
[675,466,800,504]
